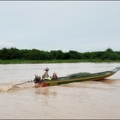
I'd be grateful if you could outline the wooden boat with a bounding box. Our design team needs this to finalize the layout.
[34,67,120,88]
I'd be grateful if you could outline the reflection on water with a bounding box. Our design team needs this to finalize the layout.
[34,87,57,97]
[100,78,116,84]
[0,63,120,119]
[61,80,116,91]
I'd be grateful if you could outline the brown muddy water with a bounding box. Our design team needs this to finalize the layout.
[0,63,120,119]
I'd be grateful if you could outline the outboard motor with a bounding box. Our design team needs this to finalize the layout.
[33,75,41,83]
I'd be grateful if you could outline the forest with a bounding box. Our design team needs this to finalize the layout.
[0,47,120,62]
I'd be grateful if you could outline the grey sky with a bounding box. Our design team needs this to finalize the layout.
[0,1,120,52]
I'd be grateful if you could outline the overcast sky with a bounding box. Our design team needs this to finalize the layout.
[0,1,120,52]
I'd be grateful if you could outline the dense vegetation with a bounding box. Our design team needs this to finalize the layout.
[0,47,120,63]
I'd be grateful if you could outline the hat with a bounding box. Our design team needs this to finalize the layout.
[44,67,49,71]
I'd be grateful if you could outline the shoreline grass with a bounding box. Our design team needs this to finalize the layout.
[0,59,120,64]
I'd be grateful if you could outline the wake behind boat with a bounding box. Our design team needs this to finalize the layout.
[33,67,120,88]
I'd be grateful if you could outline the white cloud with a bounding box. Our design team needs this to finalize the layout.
[0,41,14,48]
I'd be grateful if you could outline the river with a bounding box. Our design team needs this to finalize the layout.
[0,62,120,119]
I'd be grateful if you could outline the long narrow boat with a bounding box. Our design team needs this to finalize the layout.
[34,67,120,87]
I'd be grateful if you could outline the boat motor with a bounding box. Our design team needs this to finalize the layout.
[34,74,41,83]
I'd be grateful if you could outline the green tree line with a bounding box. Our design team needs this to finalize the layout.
[0,47,120,61]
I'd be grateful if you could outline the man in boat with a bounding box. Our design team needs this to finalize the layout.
[42,67,51,80]
[52,72,58,80]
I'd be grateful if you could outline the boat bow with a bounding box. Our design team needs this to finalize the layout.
[112,67,120,72]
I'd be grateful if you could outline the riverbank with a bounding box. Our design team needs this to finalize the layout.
[0,59,120,64]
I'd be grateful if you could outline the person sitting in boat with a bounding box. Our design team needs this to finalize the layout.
[52,72,58,80]
[42,67,51,80]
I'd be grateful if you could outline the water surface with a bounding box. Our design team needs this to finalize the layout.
[0,63,120,119]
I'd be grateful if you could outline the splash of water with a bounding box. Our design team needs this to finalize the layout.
[0,85,15,92]
[0,82,33,92]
